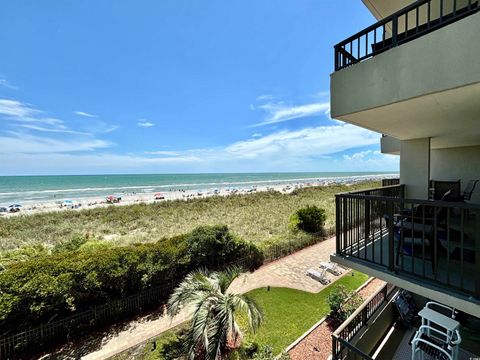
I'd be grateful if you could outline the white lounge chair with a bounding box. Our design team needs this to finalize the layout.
[320,261,342,276]
[306,268,330,284]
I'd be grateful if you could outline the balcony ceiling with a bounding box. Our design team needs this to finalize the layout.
[339,81,480,149]
[362,0,414,19]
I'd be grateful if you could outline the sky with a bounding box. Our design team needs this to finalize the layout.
[0,0,399,176]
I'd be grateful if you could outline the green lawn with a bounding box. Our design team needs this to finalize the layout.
[243,272,369,353]
[111,272,369,359]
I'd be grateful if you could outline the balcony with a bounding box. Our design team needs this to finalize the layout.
[331,184,480,316]
[331,285,480,360]
[334,0,479,72]
[330,0,480,149]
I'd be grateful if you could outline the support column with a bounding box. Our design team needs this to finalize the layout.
[400,138,431,199]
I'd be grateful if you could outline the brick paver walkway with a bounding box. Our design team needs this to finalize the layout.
[47,237,341,360]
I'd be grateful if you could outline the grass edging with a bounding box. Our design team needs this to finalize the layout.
[285,276,374,353]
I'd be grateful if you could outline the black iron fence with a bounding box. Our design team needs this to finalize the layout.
[0,282,175,360]
[335,185,480,299]
[0,232,333,359]
[334,0,479,71]
[331,283,396,360]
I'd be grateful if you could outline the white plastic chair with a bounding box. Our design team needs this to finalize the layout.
[412,325,461,360]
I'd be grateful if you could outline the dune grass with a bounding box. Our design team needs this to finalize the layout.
[0,181,379,251]
[243,272,369,353]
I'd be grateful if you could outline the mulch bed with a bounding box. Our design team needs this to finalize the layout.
[288,278,386,360]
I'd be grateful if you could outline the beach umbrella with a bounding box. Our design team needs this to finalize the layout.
[154,192,165,199]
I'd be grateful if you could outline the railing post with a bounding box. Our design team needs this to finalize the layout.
[332,335,337,360]
[391,15,398,46]
[334,46,339,71]
[364,191,371,248]
[336,195,341,253]
[387,200,395,271]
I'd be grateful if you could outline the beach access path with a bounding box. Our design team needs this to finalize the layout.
[46,236,340,360]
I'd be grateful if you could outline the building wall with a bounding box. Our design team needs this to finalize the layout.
[331,11,480,118]
[400,138,430,199]
[431,145,480,203]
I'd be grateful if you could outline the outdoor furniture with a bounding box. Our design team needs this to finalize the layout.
[460,179,478,202]
[306,268,330,284]
[414,302,461,360]
[412,325,461,360]
[319,261,342,276]
[431,180,461,201]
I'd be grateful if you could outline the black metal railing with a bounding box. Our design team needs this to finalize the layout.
[334,0,479,71]
[332,283,396,360]
[382,178,400,187]
[335,186,480,298]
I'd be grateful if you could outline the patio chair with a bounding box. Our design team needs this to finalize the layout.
[432,180,461,201]
[412,325,461,360]
[319,261,342,276]
[460,179,478,204]
[306,268,330,284]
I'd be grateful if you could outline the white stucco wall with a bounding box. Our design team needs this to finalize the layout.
[400,138,430,199]
[431,145,480,203]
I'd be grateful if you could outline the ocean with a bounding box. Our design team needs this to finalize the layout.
[0,172,397,205]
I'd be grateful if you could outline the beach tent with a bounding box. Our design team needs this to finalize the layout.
[154,192,165,200]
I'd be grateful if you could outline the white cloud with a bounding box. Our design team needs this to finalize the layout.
[19,124,89,135]
[0,99,38,118]
[137,120,155,127]
[145,150,181,156]
[73,111,96,118]
[252,133,262,138]
[0,99,66,129]
[342,150,399,169]
[251,101,330,127]
[140,124,380,165]
[0,124,396,175]
[256,94,275,101]
[343,150,374,161]
[0,79,17,90]
[225,124,378,159]
[0,132,112,154]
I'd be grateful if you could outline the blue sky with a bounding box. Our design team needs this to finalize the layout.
[0,1,399,175]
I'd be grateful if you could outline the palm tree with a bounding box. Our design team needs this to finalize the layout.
[167,267,263,360]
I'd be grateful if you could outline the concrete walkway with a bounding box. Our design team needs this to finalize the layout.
[49,237,340,360]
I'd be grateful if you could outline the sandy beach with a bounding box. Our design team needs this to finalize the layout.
[1,174,397,217]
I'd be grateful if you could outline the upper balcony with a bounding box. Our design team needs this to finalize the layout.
[330,184,480,317]
[330,0,480,150]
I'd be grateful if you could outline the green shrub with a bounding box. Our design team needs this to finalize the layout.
[327,285,350,313]
[289,206,326,234]
[0,225,262,331]
[157,330,186,360]
[327,284,364,327]
[250,346,290,360]
[187,225,263,270]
